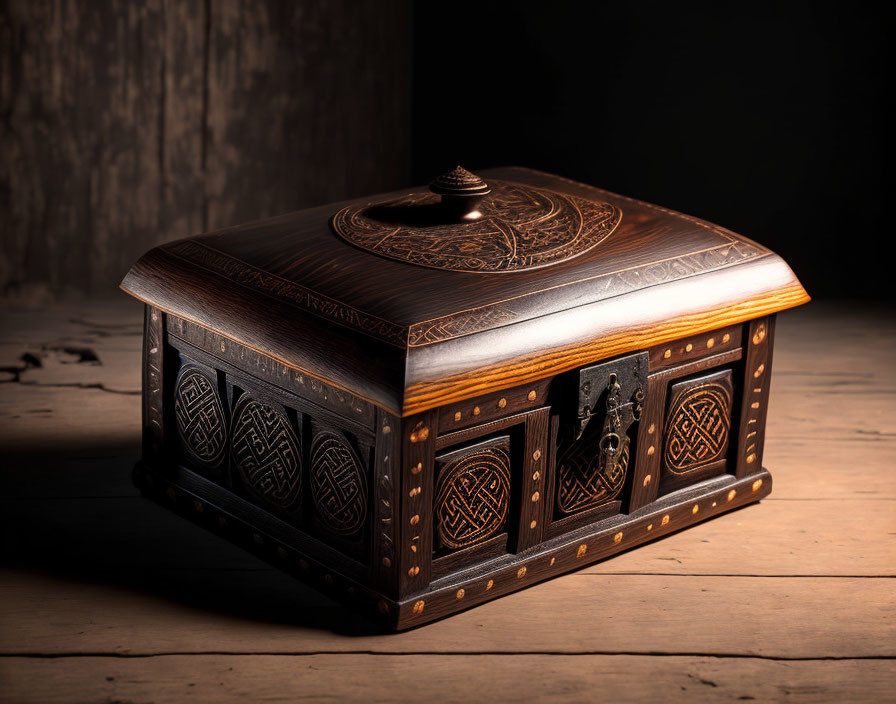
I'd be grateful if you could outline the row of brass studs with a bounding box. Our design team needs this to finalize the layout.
[662,331,732,360]
[406,421,430,580]
[450,389,540,424]
[407,477,765,618]
[744,322,768,466]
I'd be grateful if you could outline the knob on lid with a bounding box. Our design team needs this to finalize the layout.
[429,166,491,220]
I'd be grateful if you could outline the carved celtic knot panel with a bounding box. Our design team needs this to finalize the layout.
[664,371,733,474]
[434,442,512,550]
[557,426,630,515]
[331,179,622,273]
[310,430,368,536]
[230,394,303,509]
[173,365,227,468]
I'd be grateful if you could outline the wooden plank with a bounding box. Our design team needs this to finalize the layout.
[1,569,892,658]
[3,494,891,576]
[1,654,893,704]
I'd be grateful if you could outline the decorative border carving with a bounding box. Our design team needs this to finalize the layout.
[165,240,407,347]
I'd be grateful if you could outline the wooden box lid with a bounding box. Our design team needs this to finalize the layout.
[121,166,809,417]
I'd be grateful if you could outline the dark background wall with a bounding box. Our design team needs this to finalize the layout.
[413,1,888,300]
[1,1,888,301]
[0,0,410,301]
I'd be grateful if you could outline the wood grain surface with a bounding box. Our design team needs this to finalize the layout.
[0,0,410,301]
[0,300,893,702]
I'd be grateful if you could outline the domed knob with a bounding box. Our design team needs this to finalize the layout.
[429,166,491,221]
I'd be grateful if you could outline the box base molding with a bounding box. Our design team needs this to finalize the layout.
[133,462,772,630]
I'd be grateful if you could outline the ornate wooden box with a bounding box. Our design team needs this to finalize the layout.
[121,166,809,629]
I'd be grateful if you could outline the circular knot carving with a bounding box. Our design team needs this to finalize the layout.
[435,446,511,550]
[173,366,227,469]
[664,382,732,474]
[331,178,622,273]
[310,430,368,536]
[230,395,303,509]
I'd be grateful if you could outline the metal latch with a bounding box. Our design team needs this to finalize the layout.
[574,351,648,441]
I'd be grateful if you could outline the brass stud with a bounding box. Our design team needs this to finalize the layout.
[577,544,587,558]
[411,462,423,474]
[527,390,537,401]
[412,600,425,615]
[382,557,391,567]
[707,337,715,348]
[532,470,540,481]
[722,333,731,343]
[647,523,653,532]
[530,520,537,529]
[531,491,540,502]
[532,449,542,461]
[753,325,766,345]
[456,589,465,600]
[753,363,766,378]
[409,424,429,443]
[454,411,462,422]
[473,406,481,416]
[486,579,494,590]
[647,445,655,456]
[643,474,652,487]
[727,489,737,502]
[692,504,699,514]
[382,425,391,434]
[663,349,672,359]
[549,557,556,566]
[517,566,527,578]
[746,453,757,464]
[410,514,420,526]
[613,532,623,544]
[661,514,670,526]
[410,545,417,553]
[712,501,717,507]
[685,343,693,352]
[378,600,390,614]
[751,401,760,409]
[648,423,655,434]
[752,478,764,492]
[409,486,422,498]
[408,566,420,577]
[498,398,507,408]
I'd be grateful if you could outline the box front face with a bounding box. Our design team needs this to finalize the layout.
[139,305,776,626]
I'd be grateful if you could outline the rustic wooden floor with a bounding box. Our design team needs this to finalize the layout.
[0,300,893,703]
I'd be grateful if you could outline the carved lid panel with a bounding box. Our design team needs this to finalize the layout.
[331,172,622,273]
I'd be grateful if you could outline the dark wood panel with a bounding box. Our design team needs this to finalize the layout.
[736,316,776,478]
[0,0,410,299]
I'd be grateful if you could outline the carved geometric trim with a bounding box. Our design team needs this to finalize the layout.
[173,365,227,469]
[434,441,512,550]
[310,429,368,536]
[165,240,407,347]
[230,394,303,509]
[664,370,733,475]
[332,179,623,274]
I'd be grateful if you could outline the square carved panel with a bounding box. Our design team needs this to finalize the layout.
[662,369,734,486]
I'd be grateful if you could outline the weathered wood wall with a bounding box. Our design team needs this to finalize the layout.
[0,0,410,300]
